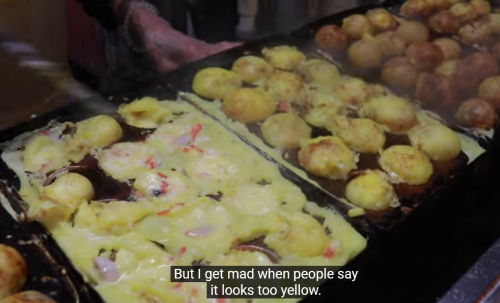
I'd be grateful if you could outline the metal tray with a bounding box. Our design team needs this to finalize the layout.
[150,24,496,231]
[0,85,375,302]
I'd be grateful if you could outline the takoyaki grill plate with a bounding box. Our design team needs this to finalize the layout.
[149,29,496,231]
[0,81,375,303]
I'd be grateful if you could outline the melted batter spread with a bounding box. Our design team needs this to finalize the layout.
[1,99,366,303]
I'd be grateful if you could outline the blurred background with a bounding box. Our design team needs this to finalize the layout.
[0,0,363,129]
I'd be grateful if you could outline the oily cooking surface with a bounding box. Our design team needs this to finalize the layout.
[0,99,366,303]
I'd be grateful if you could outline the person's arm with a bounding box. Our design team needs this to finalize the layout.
[79,0,241,72]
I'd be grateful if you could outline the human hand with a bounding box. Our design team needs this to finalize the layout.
[131,9,241,72]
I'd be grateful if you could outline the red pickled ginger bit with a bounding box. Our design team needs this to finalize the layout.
[183,145,204,154]
[217,299,226,303]
[160,180,169,193]
[191,123,203,140]
[323,246,335,259]
[157,203,185,216]
[38,160,52,173]
[145,156,157,168]
[40,130,50,136]
[278,100,290,112]
[191,287,199,296]
[174,282,183,289]
[179,246,187,256]
[157,172,168,178]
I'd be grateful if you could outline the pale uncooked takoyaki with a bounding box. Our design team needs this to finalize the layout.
[192,67,242,100]
[261,113,312,149]
[379,145,433,185]
[298,136,357,180]
[295,59,341,87]
[22,135,69,174]
[43,173,94,208]
[72,115,122,149]
[345,170,398,211]
[0,245,27,300]
[264,212,329,258]
[357,94,418,134]
[231,56,273,84]
[407,123,461,161]
[117,97,172,128]
[97,142,160,181]
[222,88,277,123]
[327,116,386,153]
[133,169,198,203]
[262,45,306,71]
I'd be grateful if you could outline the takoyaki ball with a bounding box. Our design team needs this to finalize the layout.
[435,59,460,77]
[222,88,277,123]
[400,0,432,18]
[366,8,398,32]
[450,3,478,23]
[478,76,500,108]
[118,97,172,128]
[314,25,348,52]
[433,38,462,60]
[379,145,433,185]
[458,20,492,45]
[374,31,407,59]
[264,212,329,258]
[133,170,198,202]
[345,170,398,211]
[408,124,461,161]
[357,94,418,134]
[348,36,383,70]
[455,98,497,129]
[303,91,347,128]
[452,52,499,96]
[395,20,430,44]
[192,67,242,100]
[0,245,27,300]
[416,73,459,110]
[381,56,419,89]
[22,135,69,174]
[74,115,122,149]
[326,116,386,154]
[0,291,57,303]
[295,59,341,87]
[492,41,500,58]
[470,0,491,16]
[405,41,444,72]
[262,45,306,71]
[231,56,273,84]
[425,0,450,12]
[264,71,309,113]
[298,136,357,180]
[342,14,374,39]
[261,113,312,149]
[483,13,500,34]
[429,11,460,34]
[333,77,376,110]
[43,173,94,209]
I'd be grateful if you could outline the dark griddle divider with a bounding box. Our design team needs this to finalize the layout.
[0,183,95,303]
